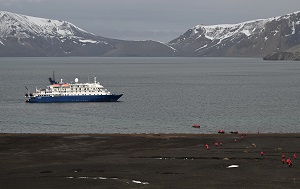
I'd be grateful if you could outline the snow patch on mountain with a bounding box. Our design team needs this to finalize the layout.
[78,39,98,44]
[195,44,207,52]
[291,21,296,35]
[264,36,268,41]
[162,42,177,52]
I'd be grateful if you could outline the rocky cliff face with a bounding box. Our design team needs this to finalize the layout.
[0,11,174,57]
[168,11,300,57]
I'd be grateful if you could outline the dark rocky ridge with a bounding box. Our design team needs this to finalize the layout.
[263,44,300,60]
[263,51,300,60]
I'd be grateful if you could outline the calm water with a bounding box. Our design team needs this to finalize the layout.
[0,57,299,134]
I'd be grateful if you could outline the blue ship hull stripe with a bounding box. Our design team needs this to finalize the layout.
[26,94,123,103]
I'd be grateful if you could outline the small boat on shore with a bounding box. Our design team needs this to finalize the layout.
[25,73,123,103]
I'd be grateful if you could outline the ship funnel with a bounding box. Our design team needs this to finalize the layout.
[49,77,56,84]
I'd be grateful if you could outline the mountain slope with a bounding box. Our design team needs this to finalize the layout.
[102,40,175,57]
[0,11,92,38]
[0,11,175,57]
[0,11,121,56]
[169,11,300,57]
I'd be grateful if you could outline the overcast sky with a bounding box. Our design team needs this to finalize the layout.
[1,0,300,42]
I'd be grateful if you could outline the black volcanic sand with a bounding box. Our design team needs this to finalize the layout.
[1,133,300,189]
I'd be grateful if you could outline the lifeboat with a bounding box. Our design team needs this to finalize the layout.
[193,123,200,128]
[218,130,225,134]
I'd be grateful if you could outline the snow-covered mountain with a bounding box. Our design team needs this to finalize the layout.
[1,11,300,57]
[0,11,174,57]
[0,11,120,56]
[169,11,300,57]
[0,11,93,39]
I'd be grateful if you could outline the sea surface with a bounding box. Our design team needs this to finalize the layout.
[0,57,299,134]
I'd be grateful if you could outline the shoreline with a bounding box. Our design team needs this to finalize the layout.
[1,133,300,188]
[2,132,300,135]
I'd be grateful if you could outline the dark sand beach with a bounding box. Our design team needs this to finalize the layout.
[0,133,300,188]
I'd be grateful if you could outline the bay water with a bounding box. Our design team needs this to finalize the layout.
[0,57,299,134]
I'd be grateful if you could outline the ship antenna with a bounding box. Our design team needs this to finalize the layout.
[53,71,55,82]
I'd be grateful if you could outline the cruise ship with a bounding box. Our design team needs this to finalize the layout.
[25,75,123,103]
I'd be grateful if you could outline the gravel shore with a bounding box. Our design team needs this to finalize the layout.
[0,133,300,188]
